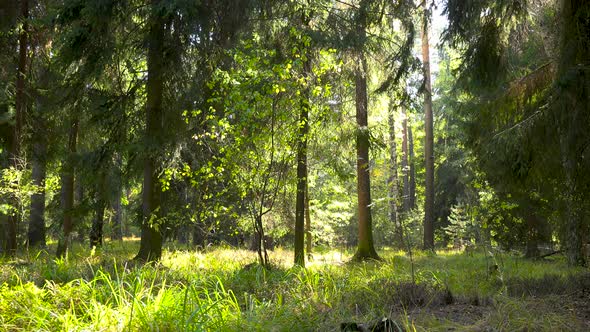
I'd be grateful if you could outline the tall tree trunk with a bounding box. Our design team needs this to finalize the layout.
[28,42,51,248]
[353,52,380,261]
[387,103,403,247]
[556,0,589,266]
[56,118,79,258]
[305,184,312,259]
[401,107,410,213]
[0,0,17,254]
[135,0,165,262]
[408,123,416,209]
[421,1,435,251]
[294,54,311,267]
[6,0,29,255]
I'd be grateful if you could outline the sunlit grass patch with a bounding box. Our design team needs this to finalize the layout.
[1,241,588,331]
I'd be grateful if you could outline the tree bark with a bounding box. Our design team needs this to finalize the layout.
[305,184,312,259]
[56,118,79,258]
[353,52,379,261]
[28,139,47,247]
[408,124,416,209]
[28,39,52,248]
[6,0,29,255]
[555,0,589,266]
[135,0,165,262]
[90,172,107,248]
[254,214,269,267]
[387,103,403,247]
[111,194,123,241]
[0,0,17,254]
[74,175,85,243]
[294,54,311,267]
[192,221,205,248]
[111,153,123,240]
[422,1,435,251]
[401,107,410,213]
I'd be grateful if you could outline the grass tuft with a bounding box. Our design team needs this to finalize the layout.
[1,242,588,331]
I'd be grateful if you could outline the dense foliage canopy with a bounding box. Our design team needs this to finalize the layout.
[0,0,589,267]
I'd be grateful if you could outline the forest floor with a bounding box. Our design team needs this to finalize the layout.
[1,239,589,331]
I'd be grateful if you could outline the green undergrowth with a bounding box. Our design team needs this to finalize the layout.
[0,241,588,331]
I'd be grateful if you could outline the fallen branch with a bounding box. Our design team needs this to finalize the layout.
[534,250,562,259]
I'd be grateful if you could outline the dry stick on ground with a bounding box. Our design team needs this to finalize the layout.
[536,250,563,259]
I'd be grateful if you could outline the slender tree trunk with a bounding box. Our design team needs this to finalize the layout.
[353,52,379,261]
[408,124,416,209]
[421,1,435,251]
[305,184,312,259]
[28,43,51,248]
[112,198,123,240]
[401,107,410,213]
[6,0,29,255]
[387,103,403,247]
[294,54,311,267]
[56,118,79,258]
[254,214,269,267]
[28,139,47,247]
[90,171,106,248]
[193,222,205,248]
[111,154,123,240]
[124,188,131,237]
[74,175,84,243]
[135,0,165,262]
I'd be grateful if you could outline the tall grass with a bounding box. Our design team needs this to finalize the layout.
[0,241,587,331]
